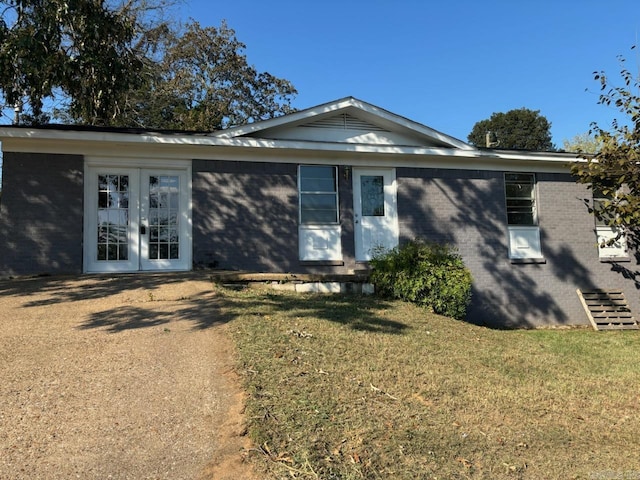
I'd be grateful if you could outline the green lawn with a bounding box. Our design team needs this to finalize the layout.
[222,286,640,479]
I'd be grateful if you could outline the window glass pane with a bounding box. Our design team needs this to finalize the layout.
[119,176,129,192]
[300,166,335,184]
[505,183,534,198]
[96,173,131,263]
[98,191,109,208]
[301,193,337,209]
[361,176,385,216]
[301,209,338,224]
[507,212,535,225]
[505,173,536,226]
[170,244,179,259]
[169,210,178,226]
[299,166,338,224]
[300,177,336,192]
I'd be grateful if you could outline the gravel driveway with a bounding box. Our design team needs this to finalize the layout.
[0,274,257,480]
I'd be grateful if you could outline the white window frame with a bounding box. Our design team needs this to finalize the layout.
[298,165,339,225]
[504,172,543,260]
[592,186,628,259]
[298,165,342,261]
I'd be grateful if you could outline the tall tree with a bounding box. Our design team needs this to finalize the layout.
[121,20,297,131]
[571,55,640,248]
[0,0,147,125]
[562,132,601,153]
[467,108,555,151]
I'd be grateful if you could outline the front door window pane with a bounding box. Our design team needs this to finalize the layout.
[97,174,129,261]
[361,175,385,216]
[147,175,180,260]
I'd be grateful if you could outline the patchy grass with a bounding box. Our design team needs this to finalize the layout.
[224,286,640,479]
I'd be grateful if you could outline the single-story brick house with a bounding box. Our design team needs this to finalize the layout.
[1,97,637,327]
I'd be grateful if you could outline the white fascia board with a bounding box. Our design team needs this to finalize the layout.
[0,126,577,173]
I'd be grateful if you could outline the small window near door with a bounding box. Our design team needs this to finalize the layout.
[299,165,338,224]
[504,173,543,260]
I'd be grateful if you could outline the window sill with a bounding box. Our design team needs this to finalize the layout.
[510,257,546,264]
[599,256,631,263]
[299,260,344,266]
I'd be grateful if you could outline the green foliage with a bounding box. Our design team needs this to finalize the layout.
[0,0,146,125]
[0,3,296,129]
[570,52,640,246]
[562,131,602,153]
[369,240,472,320]
[121,20,297,130]
[467,107,555,151]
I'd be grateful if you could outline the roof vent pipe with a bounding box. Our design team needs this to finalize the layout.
[485,131,500,148]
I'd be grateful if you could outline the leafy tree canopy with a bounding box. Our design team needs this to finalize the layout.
[120,20,297,130]
[562,132,602,154]
[467,108,555,151]
[0,0,147,125]
[571,54,640,246]
[0,2,297,130]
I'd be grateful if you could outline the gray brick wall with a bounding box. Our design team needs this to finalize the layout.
[192,160,300,271]
[192,160,357,274]
[0,152,84,276]
[397,168,640,328]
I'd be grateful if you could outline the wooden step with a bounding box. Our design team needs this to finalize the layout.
[577,289,639,331]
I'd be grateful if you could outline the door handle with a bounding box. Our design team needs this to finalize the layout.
[140,225,146,235]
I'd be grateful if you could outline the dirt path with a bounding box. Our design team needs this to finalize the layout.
[0,274,258,480]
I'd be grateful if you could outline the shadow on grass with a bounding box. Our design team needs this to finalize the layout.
[229,289,410,334]
[0,274,409,334]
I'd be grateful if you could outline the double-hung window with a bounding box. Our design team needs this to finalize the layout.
[504,173,543,260]
[593,185,627,259]
[298,165,342,261]
[299,166,338,224]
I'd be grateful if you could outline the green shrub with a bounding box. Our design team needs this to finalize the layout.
[369,239,472,320]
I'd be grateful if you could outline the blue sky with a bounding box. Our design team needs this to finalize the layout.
[181,0,640,147]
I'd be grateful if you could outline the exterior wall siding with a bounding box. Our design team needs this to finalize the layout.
[397,168,640,328]
[0,152,84,276]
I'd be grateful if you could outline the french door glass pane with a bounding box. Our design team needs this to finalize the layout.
[147,175,180,260]
[97,174,129,261]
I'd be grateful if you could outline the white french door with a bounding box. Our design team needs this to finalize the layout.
[353,168,399,261]
[84,164,191,272]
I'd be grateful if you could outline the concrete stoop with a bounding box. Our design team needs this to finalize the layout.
[209,271,374,295]
[270,281,375,294]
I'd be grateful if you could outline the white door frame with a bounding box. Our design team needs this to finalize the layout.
[83,158,192,273]
[353,167,399,261]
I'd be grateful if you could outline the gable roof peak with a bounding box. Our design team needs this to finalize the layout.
[213,97,473,150]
